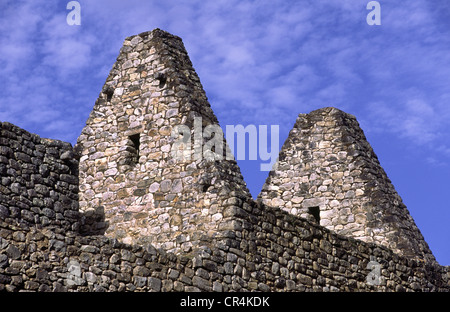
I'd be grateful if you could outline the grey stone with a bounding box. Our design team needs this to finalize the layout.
[162,279,173,291]
[168,269,180,280]
[133,276,147,288]
[36,268,49,281]
[160,180,172,192]
[258,283,271,292]
[272,262,280,275]
[0,205,9,218]
[133,266,150,277]
[166,109,178,118]
[213,281,223,292]
[171,179,182,193]
[60,151,74,160]
[85,272,97,283]
[5,245,21,260]
[80,245,100,253]
[42,208,56,218]
[0,254,8,268]
[148,277,161,291]
[0,237,9,249]
[302,198,323,208]
[192,276,211,291]
[149,182,160,193]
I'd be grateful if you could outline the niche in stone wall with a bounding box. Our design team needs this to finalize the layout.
[103,86,114,102]
[124,133,141,166]
[154,72,167,88]
[308,206,320,223]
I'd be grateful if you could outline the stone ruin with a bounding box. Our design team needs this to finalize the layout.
[0,29,448,292]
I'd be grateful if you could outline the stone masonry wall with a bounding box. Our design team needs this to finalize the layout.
[0,200,448,292]
[258,107,436,263]
[0,29,448,293]
[0,122,79,232]
[240,201,448,292]
[76,29,250,253]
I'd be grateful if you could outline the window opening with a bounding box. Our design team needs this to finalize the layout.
[127,133,140,165]
[308,206,320,223]
[155,72,166,88]
[103,87,114,102]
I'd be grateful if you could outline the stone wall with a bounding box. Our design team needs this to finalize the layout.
[76,29,250,253]
[0,122,446,293]
[243,202,448,292]
[0,122,79,232]
[258,107,436,263]
[0,200,448,292]
[0,29,448,293]
[76,29,435,266]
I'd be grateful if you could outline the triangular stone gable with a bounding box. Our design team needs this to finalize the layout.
[76,29,250,252]
[258,107,435,262]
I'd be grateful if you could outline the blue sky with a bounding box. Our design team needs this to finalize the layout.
[0,0,449,265]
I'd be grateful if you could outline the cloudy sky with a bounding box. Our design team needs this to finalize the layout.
[0,0,449,265]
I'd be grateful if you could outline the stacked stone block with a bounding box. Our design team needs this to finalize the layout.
[76,29,250,253]
[0,29,448,293]
[0,122,79,232]
[0,200,448,292]
[258,107,435,263]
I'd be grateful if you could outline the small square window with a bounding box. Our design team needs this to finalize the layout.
[103,87,114,102]
[126,133,140,165]
[308,206,320,223]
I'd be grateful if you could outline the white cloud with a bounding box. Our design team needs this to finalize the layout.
[1,0,450,153]
[383,0,434,31]
[42,37,92,71]
[366,97,445,145]
[0,1,47,72]
[426,157,448,167]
